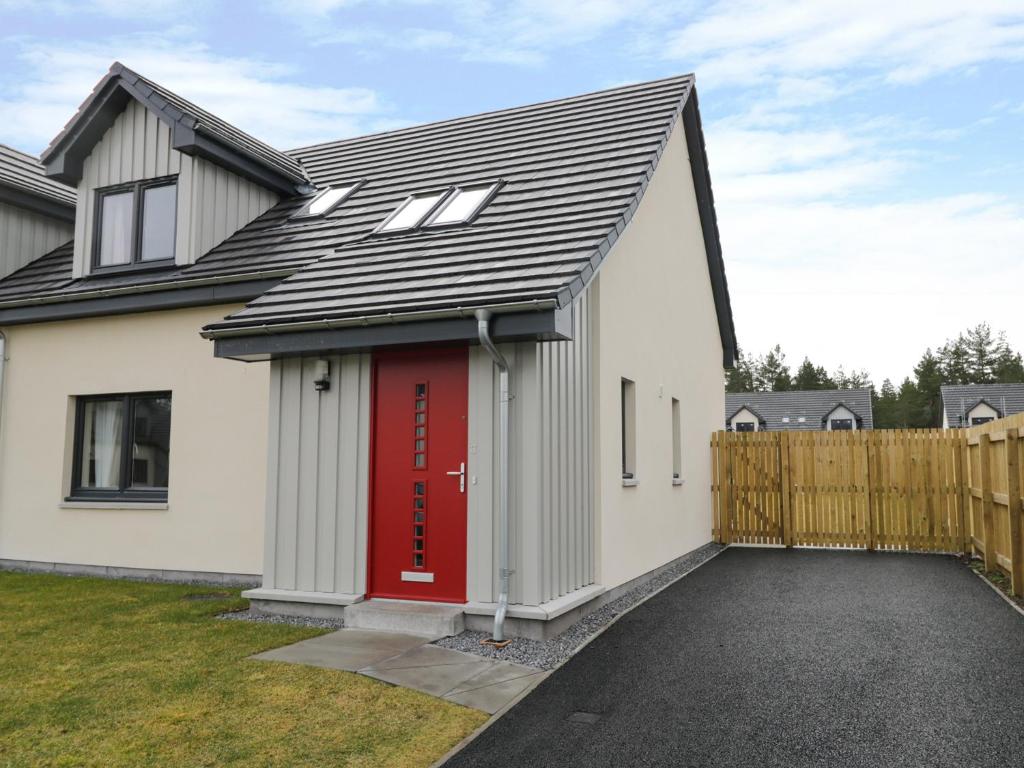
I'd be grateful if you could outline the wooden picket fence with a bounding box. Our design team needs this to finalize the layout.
[711,416,1024,594]
[711,429,968,553]
[965,412,1024,594]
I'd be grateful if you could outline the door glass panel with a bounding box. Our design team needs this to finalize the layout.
[412,481,427,568]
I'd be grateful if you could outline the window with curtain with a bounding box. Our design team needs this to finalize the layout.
[95,178,177,269]
[70,393,172,501]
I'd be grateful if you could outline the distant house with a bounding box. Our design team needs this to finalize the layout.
[941,383,1024,428]
[725,389,873,432]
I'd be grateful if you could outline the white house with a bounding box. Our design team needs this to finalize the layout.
[941,383,1024,428]
[0,64,736,639]
[725,389,873,432]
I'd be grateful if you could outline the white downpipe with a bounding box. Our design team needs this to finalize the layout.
[475,309,512,643]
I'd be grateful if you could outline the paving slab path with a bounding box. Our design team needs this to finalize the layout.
[252,628,546,714]
[442,547,1024,767]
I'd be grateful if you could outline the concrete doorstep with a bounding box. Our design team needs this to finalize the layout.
[251,628,547,715]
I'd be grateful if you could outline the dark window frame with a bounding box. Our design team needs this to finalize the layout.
[92,175,178,274]
[971,416,995,426]
[734,421,756,432]
[68,391,172,503]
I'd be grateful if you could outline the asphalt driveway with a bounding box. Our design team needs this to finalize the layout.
[444,547,1024,768]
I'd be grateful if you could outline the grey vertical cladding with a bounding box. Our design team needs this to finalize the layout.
[0,201,72,280]
[73,99,278,277]
[468,291,595,607]
[264,354,371,595]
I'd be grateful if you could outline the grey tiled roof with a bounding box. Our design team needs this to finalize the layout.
[0,71,735,360]
[0,144,76,207]
[726,389,874,431]
[205,75,701,332]
[941,383,1024,426]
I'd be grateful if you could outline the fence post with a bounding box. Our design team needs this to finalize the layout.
[979,433,996,572]
[780,432,793,547]
[957,431,971,556]
[720,432,732,545]
[1006,428,1023,596]
[865,432,876,551]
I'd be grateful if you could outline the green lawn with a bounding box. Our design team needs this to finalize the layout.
[0,572,486,767]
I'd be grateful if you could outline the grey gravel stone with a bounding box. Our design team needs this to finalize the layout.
[433,542,724,669]
[217,608,345,630]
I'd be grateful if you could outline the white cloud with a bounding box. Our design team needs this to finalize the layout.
[0,37,391,153]
[721,194,1024,382]
[665,1,1024,88]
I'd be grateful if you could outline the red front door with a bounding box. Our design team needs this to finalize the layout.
[368,347,468,602]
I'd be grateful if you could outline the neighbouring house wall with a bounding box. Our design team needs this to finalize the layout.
[260,355,371,596]
[826,405,859,430]
[467,292,595,607]
[729,407,759,432]
[72,99,279,277]
[593,114,725,590]
[0,201,72,279]
[0,305,268,574]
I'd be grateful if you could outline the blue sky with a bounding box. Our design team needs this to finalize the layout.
[2,0,1023,384]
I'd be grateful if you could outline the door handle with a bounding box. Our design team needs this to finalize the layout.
[446,462,466,493]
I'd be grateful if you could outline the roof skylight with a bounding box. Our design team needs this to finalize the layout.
[379,191,448,232]
[426,183,498,226]
[376,181,501,234]
[293,182,360,219]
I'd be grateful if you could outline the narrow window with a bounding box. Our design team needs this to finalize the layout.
[621,378,636,481]
[971,416,994,426]
[379,191,448,232]
[70,392,172,502]
[425,183,498,226]
[734,421,756,432]
[94,178,177,270]
[671,397,682,483]
[830,418,853,431]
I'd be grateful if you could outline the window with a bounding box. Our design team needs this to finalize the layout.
[377,181,501,233]
[70,393,172,502]
[830,418,853,431]
[971,416,995,426]
[734,421,756,432]
[379,191,449,232]
[425,183,498,226]
[621,378,637,482]
[94,178,177,270]
[671,397,682,483]
[292,182,362,219]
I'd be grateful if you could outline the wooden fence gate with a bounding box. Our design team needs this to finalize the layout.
[712,415,1024,595]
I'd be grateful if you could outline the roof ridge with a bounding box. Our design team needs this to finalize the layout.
[285,73,695,155]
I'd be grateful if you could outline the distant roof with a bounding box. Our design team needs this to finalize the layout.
[725,389,874,431]
[40,62,308,194]
[0,70,736,365]
[0,144,76,219]
[940,383,1024,426]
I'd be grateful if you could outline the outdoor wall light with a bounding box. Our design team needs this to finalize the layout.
[313,359,331,392]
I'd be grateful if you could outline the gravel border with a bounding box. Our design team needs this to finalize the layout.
[217,608,345,630]
[433,542,724,669]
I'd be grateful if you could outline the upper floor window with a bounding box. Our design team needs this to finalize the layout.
[94,177,177,270]
[376,181,500,234]
[292,181,363,219]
